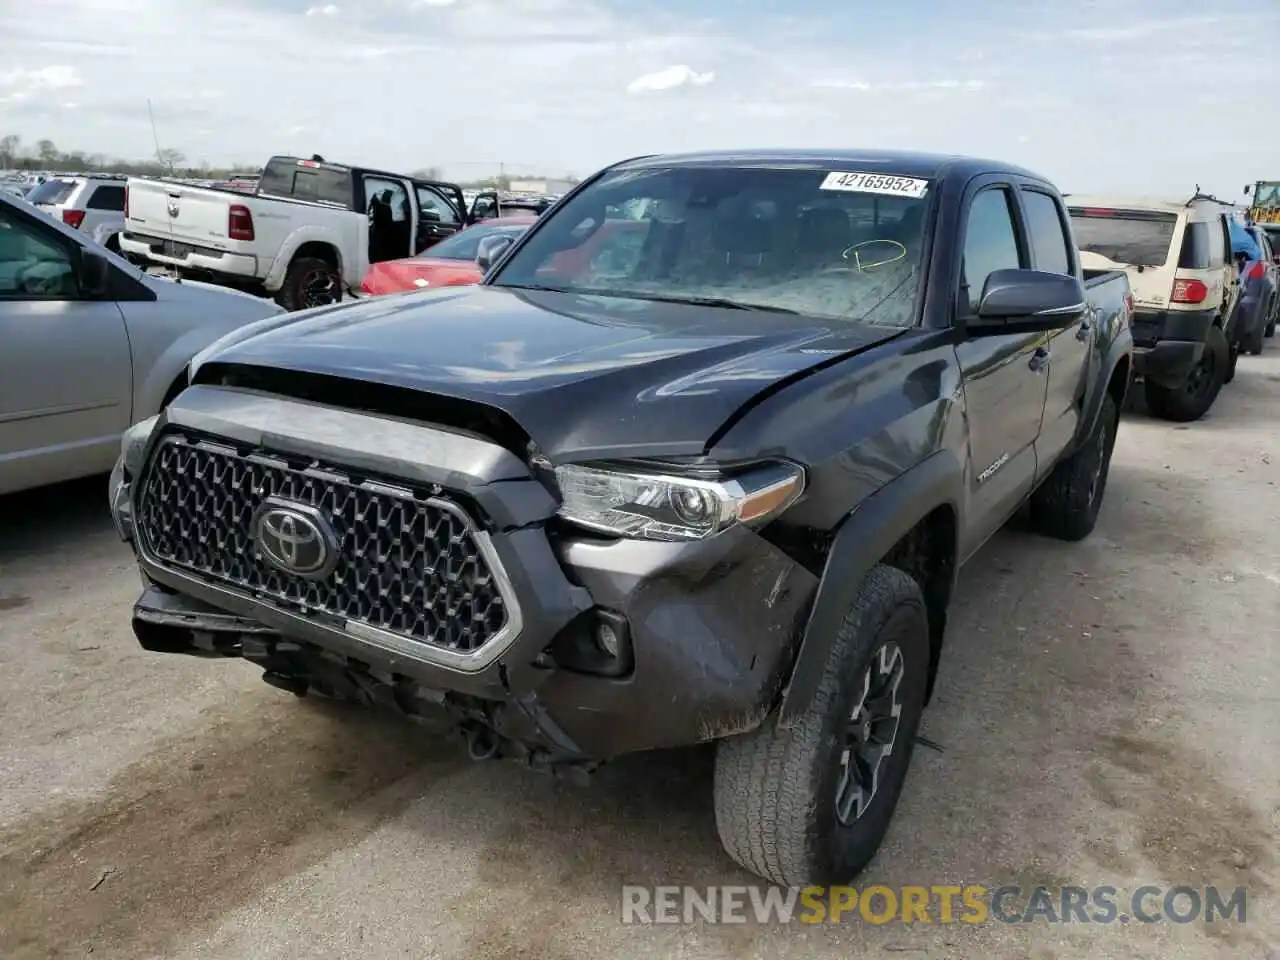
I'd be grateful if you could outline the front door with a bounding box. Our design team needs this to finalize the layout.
[954,184,1049,560]
[0,202,131,493]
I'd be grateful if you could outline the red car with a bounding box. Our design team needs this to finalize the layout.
[359,217,535,296]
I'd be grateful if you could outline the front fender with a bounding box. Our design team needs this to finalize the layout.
[777,448,964,728]
[135,325,231,417]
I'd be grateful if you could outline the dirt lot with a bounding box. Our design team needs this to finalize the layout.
[1,359,1277,960]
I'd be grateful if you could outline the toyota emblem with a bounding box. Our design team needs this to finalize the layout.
[251,498,339,579]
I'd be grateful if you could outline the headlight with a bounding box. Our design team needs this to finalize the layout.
[554,460,805,541]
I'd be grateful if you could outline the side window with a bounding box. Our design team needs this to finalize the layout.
[1210,217,1228,269]
[363,176,410,223]
[0,207,79,299]
[415,185,459,225]
[294,168,351,206]
[1177,222,1211,269]
[961,187,1024,315]
[1020,190,1073,276]
[86,185,126,211]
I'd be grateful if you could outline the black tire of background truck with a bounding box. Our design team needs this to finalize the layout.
[1224,342,1238,384]
[1246,305,1267,356]
[1029,392,1118,542]
[104,234,121,254]
[277,256,342,312]
[1266,320,1276,338]
[713,564,930,886]
[1143,323,1228,422]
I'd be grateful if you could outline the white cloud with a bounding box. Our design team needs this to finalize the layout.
[627,65,715,94]
[0,65,83,92]
[811,78,984,91]
[305,4,340,16]
[409,0,457,7]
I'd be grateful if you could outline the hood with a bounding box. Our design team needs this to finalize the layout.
[361,257,482,295]
[198,285,905,461]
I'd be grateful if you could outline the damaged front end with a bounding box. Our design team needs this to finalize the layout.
[111,384,819,774]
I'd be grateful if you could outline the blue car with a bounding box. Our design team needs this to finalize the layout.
[1230,219,1277,355]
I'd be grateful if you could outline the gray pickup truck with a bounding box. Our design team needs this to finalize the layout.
[110,149,1133,885]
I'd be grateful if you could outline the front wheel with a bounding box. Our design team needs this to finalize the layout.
[278,256,342,311]
[713,565,930,886]
[1144,324,1228,422]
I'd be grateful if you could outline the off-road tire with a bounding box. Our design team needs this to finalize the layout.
[1143,323,1228,422]
[1265,319,1275,339]
[1029,392,1118,541]
[1224,342,1238,384]
[277,256,341,312]
[713,564,930,886]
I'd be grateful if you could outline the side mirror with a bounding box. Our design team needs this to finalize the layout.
[476,234,514,272]
[79,249,112,298]
[968,269,1086,332]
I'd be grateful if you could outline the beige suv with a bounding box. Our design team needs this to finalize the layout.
[1068,195,1240,421]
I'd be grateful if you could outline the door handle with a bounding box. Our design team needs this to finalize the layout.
[1029,346,1050,372]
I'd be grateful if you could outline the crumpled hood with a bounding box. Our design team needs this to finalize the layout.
[197,285,905,461]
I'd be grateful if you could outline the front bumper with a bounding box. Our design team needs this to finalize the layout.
[110,389,817,762]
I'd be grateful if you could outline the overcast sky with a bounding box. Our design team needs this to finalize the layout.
[1,0,1276,198]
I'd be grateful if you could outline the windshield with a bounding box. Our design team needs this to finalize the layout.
[427,221,529,260]
[25,179,78,206]
[489,165,932,326]
[1068,209,1176,267]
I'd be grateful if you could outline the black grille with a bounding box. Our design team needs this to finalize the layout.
[135,435,509,653]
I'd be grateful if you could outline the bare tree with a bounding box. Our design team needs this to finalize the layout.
[156,147,185,173]
[37,139,59,165]
[0,134,19,168]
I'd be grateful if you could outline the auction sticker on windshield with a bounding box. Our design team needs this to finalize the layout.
[819,172,929,198]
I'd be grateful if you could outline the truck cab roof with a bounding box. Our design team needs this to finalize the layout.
[614,148,1049,184]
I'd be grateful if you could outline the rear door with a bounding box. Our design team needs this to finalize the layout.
[954,179,1050,558]
[1018,185,1090,473]
[0,200,132,494]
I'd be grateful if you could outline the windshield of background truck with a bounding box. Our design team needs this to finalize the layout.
[1251,182,1280,209]
[491,165,931,326]
[1068,208,1177,267]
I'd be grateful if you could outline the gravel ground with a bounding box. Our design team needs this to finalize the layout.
[1,357,1277,960]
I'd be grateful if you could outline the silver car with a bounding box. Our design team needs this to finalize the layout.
[0,191,287,495]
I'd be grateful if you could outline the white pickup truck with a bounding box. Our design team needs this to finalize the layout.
[119,155,503,309]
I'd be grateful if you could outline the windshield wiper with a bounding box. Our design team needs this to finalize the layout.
[630,293,800,313]
[498,283,800,314]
